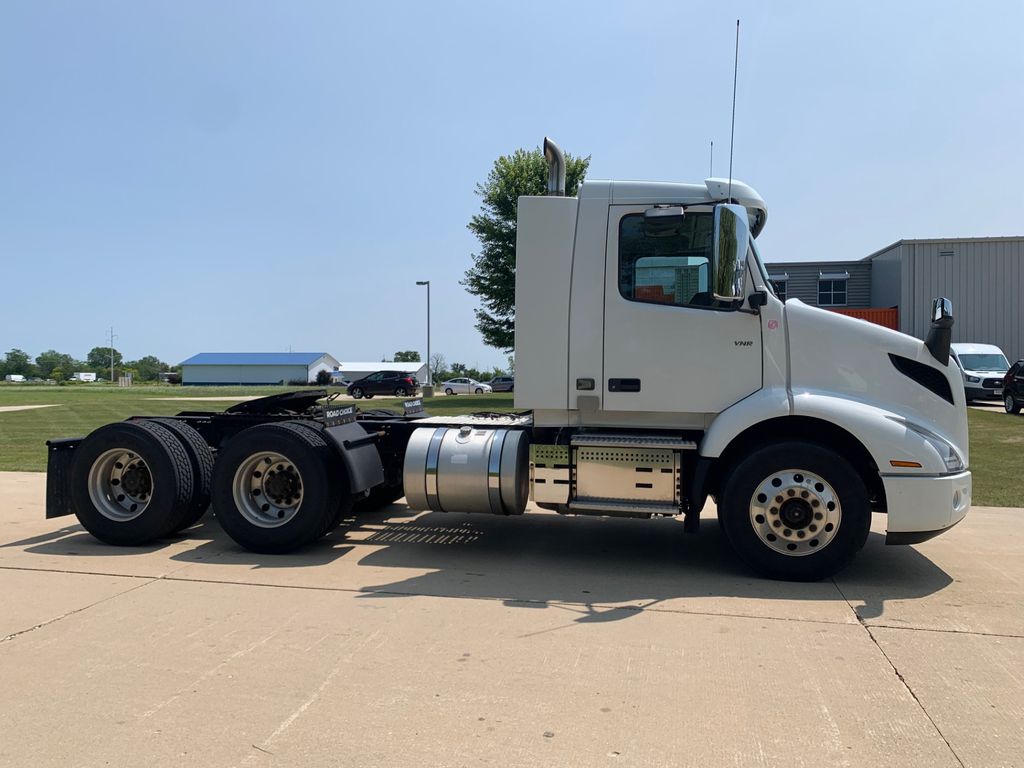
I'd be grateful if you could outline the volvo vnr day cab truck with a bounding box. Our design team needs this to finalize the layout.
[44,139,971,580]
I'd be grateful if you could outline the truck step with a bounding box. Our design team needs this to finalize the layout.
[568,498,681,518]
[570,434,697,451]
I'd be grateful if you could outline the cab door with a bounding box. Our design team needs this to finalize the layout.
[602,205,762,416]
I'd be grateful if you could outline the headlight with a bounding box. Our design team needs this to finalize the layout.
[887,416,965,472]
[966,375,980,383]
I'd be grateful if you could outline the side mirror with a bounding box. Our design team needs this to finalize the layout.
[925,297,954,364]
[643,205,685,238]
[712,203,750,301]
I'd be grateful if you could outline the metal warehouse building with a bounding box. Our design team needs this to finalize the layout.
[180,352,340,386]
[767,236,1024,362]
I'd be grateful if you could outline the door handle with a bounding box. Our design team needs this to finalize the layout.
[608,378,641,393]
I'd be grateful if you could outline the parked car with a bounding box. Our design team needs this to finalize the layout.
[1004,359,1024,414]
[439,378,493,395]
[950,343,1010,401]
[347,371,419,399]
[486,375,514,392]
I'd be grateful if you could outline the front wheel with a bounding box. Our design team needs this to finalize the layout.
[718,442,871,581]
[475,388,484,394]
[351,387,364,399]
[1005,394,1021,414]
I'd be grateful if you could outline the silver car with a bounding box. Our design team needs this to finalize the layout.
[439,378,493,395]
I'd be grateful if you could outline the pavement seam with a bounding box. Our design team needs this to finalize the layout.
[862,622,1024,640]
[0,577,160,645]
[832,578,967,768]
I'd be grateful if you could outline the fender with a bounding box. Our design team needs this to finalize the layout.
[324,422,386,494]
[699,386,790,458]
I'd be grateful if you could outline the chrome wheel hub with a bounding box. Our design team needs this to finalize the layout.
[88,449,153,522]
[232,451,304,528]
[748,469,841,556]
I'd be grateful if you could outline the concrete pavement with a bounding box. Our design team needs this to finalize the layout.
[1,471,1021,767]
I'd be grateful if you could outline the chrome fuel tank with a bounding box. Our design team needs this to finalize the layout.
[403,426,529,515]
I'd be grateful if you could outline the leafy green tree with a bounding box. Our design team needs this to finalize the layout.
[35,350,76,378]
[462,144,589,350]
[394,350,421,363]
[124,355,164,382]
[86,346,122,376]
[2,349,34,377]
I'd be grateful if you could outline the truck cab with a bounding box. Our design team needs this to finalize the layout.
[510,138,971,577]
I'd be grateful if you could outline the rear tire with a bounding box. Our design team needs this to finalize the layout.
[394,387,408,397]
[70,421,195,546]
[1005,394,1021,414]
[445,388,454,396]
[212,422,345,553]
[718,442,871,581]
[149,418,214,531]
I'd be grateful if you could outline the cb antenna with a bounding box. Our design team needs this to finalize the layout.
[727,18,740,202]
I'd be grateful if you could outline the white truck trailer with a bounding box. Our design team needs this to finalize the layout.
[44,139,971,580]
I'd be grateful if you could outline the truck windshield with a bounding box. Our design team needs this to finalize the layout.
[959,354,1009,372]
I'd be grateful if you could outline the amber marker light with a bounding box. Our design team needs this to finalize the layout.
[890,460,923,468]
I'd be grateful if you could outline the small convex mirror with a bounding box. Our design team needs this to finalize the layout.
[712,203,751,301]
[643,205,685,238]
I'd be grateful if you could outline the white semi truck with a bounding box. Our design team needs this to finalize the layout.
[45,139,971,580]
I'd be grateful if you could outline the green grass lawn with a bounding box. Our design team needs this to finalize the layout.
[0,384,518,472]
[1,384,1020,506]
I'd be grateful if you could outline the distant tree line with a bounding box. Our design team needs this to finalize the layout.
[0,347,180,383]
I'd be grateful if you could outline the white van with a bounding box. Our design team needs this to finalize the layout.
[950,343,1010,401]
[4,374,26,383]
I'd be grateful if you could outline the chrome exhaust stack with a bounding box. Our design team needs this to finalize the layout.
[543,136,565,196]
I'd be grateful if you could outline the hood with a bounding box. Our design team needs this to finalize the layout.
[784,300,969,462]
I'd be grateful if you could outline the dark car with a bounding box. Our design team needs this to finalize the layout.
[486,375,514,392]
[1003,360,1024,414]
[347,371,419,399]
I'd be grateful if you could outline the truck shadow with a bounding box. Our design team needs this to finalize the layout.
[14,506,953,621]
[342,509,953,625]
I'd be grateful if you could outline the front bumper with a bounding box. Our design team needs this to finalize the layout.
[882,470,971,544]
[965,385,1002,400]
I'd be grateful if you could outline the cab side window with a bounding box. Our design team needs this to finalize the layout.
[618,211,714,307]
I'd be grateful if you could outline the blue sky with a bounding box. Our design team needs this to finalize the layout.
[2,1,1021,369]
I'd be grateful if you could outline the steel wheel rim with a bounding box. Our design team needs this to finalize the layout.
[88,448,154,521]
[232,451,304,528]
[748,469,841,557]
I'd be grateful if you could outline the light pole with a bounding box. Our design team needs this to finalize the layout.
[107,326,118,383]
[415,280,431,392]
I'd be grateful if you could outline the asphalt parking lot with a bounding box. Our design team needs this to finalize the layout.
[1,471,1022,767]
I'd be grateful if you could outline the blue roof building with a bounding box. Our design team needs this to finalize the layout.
[180,352,340,386]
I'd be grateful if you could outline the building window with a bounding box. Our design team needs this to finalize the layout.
[817,276,848,306]
[618,212,715,307]
[768,274,788,301]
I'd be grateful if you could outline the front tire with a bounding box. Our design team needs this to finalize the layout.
[351,387,364,399]
[718,442,871,580]
[475,388,484,394]
[1005,394,1021,414]
[212,422,344,553]
[70,421,195,546]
